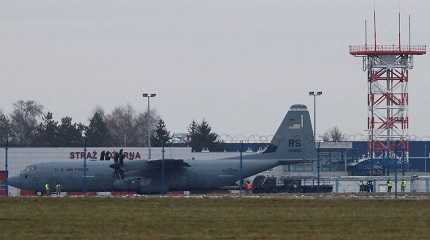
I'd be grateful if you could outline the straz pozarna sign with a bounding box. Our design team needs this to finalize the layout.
[69,150,142,160]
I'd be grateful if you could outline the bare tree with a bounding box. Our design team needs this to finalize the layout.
[321,126,345,142]
[106,104,137,146]
[105,104,160,147]
[9,100,43,145]
[134,109,159,147]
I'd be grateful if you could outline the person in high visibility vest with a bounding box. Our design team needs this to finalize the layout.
[244,180,253,193]
[400,179,407,192]
[44,183,50,196]
[387,179,393,193]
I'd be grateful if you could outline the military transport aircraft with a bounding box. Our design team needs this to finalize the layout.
[8,104,316,194]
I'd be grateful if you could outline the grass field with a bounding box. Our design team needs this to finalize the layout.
[1,197,430,240]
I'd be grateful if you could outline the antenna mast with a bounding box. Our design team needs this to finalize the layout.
[398,12,401,50]
[365,19,368,49]
[350,9,427,177]
[409,15,411,50]
[373,9,377,51]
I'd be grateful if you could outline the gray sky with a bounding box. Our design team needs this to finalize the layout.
[1,0,429,139]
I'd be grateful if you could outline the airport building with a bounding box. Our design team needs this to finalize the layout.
[1,141,430,196]
[1,142,430,178]
[222,141,430,174]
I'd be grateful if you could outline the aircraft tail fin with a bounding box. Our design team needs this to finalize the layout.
[264,104,316,161]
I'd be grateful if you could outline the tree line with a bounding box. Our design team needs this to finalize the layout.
[0,100,221,151]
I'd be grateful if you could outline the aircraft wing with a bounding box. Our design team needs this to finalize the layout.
[145,159,191,170]
[113,159,190,178]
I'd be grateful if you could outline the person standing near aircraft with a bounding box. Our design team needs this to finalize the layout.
[387,178,393,193]
[44,183,50,196]
[400,179,406,192]
[55,183,61,196]
[367,180,373,193]
[117,149,125,179]
[244,180,253,194]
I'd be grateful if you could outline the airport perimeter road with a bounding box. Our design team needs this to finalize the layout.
[1,197,429,240]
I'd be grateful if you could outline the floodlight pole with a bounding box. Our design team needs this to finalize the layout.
[309,91,323,189]
[395,155,398,199]
[142,93,156,160]
[161,143,165,194]
[239,140,243,197]
[5,131,8,173]
[2,132,9,196]
[425,144,427,175]
[82,131,87,194]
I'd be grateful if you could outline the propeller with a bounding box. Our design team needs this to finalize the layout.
[110,149,125,180]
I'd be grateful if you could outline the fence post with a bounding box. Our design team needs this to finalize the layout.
[426,178,429,193]
[335,178,339,193]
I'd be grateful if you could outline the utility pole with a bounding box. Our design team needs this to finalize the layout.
[5,132,8,174]
[425,144,427,175]
[394,154,398,199]
[142,93,156,160]
[161,142,165,194]
[309,91,323,189]
[82,130,87,194]
[2,124,9,197]
[239,141,243,198]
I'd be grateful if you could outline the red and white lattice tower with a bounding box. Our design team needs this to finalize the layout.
[350,13,426,174]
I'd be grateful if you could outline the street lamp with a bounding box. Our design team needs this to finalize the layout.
[142,93,156,160]
[239,140,244,198]
[2,130,9,174]
[1,119,10,196]
[0,118,10,174]
[309,90,323,189]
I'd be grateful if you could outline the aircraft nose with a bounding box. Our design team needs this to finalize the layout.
[7,176,21,188]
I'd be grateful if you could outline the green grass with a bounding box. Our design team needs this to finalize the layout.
[0,197,429,240]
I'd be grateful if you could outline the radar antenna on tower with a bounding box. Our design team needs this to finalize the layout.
[349,10,426,175]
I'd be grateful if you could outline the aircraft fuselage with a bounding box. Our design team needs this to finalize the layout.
[8,158,280,193]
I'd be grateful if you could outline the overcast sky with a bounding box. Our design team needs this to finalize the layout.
[1,0,429,140]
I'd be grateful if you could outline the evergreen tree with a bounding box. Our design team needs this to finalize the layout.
[151,119,171,147]
[86,109,111,147]
[33,112,59,146]
[0,111,10,145]
[187,120,199,151]
[57,116,85,147]
[187,120,220,152]
[197,120,220,151]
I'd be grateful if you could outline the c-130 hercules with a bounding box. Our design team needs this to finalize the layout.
[8,104,316,194]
